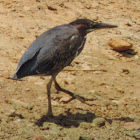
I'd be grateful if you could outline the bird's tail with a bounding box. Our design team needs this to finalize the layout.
[12,73,19,80]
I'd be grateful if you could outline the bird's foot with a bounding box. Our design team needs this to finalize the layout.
[46,109,54,118]
[46,112,54,118]
[54,80,97,106]
[61,94,97,106]
[59,89,97,106]
[71,94,97,106]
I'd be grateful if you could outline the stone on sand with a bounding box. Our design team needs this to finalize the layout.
[108,38,132,51]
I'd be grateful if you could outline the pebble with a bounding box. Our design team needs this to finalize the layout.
[88,90,99,97]
[42,122,62,134]
[92,117,106,127]
[79,122,91,129]
[124,130,140,139]
[123,122,140,130]
[43,122,56,129]
[8,99,34,110]
[108,38,132,51]
[47,2,57,11]
[34,135,44,140]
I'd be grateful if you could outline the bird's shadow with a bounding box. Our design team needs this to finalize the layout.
[35,111,137,128]
[35,112,96,128]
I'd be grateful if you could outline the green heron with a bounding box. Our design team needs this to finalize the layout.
[12,19,117,117]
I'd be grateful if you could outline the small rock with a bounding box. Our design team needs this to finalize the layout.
[134,55,139,59]
[87,90,99,99]
[134,131,140,139]
[42,122,62,134]
[111,100,120,104]
[122,68,130,74]
[43,122,55,129]
[46,2,57,11]
[88,90,99,96]
[88,90,96,94]
[24,88,30,91]
[34,135,44,140]
[79,122,91,129]
[92,117,106,127]
[124,130,140,139]
[8,99,34,110]
[108,38,132,51]
[123,122,140,130]
[27,104,34,110]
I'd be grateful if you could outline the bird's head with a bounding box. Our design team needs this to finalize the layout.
[70,19,117,35]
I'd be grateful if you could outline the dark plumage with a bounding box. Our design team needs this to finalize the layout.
[12,19,117,116]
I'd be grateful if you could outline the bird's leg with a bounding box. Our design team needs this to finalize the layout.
[54,79,95,106]
[46,76,56,117]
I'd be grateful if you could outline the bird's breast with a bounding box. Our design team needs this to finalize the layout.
[75,35,86,58]
[78,35,86,49]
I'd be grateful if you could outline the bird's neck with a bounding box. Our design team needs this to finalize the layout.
[74,24,88,36]
[77,29,87,37]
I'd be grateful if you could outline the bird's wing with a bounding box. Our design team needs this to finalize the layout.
[15,24,81,77]
[15,31,49,73]
[31,26,81,74]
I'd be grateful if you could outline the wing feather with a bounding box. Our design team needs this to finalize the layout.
[14,24,82,78]
[32,30,81,74]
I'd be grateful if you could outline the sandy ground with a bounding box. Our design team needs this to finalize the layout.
[0,0,140,139]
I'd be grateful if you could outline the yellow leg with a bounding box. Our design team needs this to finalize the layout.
[54,79,95,106]
[46,76,56,117]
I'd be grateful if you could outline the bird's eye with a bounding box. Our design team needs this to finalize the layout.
[89,22,96,28]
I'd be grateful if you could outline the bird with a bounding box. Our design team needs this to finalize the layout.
[12,19,117,117]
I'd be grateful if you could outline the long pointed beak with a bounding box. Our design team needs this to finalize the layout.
[95,22,118,29]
